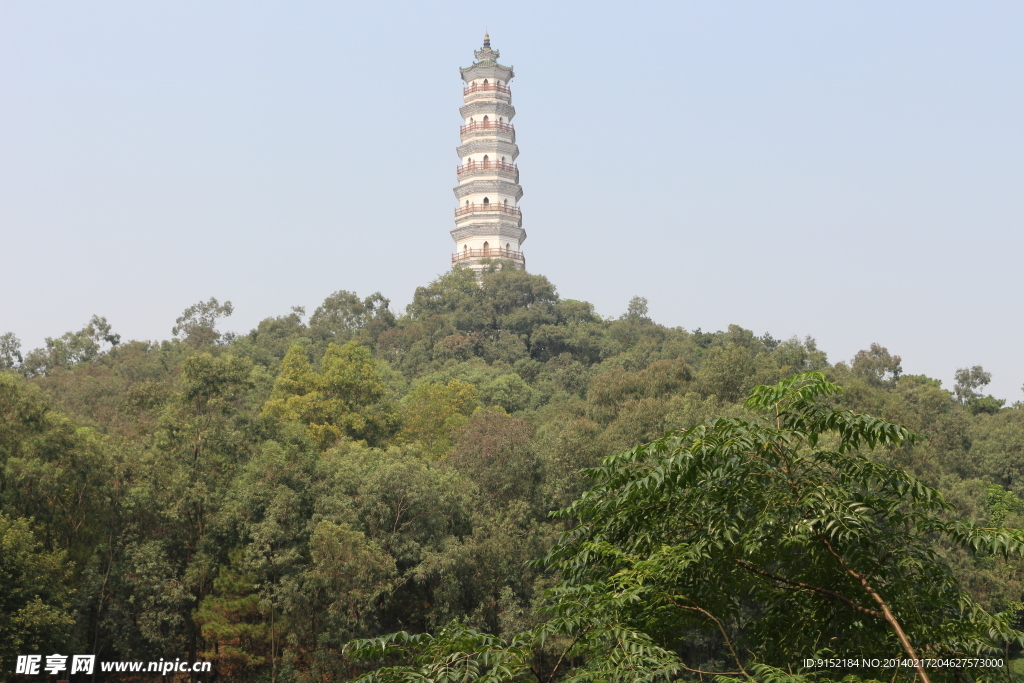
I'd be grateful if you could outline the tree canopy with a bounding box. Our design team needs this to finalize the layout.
[2,265,1024,682]
[345,374,1024,683]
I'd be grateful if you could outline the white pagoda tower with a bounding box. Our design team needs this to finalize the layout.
[450,33,526,272]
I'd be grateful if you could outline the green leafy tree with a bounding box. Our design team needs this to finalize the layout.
[693,343,758,402]
[0,513,76,675]
[407,266,560,344]
[12,266,1024,683]
[449,408,538,508]
[0,332,21,371]
[955,365,992,403]
[100,539,194,659]
[480,374,535,413]
[852,343,903,386]
[150,352,254,662]
[310,290,395,345]
[262,342,397,447]
[173,297,234,347]
[21,315,120,376]
[398,380,478,457]
[969,407,1024,493]
[283,520,398,679]
[234,307,310,371]
[771,335,829,375]
[0,373,112,563]
[312,441,475,635]
[621,295,650,322]
[955,365,1006,415]
[346,374,1024,683]
[195,550,272,678]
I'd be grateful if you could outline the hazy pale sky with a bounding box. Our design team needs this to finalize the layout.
[1,1,1021,399]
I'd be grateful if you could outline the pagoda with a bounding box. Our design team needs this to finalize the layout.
[451,33,526,272]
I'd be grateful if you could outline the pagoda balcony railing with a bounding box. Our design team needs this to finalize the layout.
[459,121,516,141]
[464,83,511,96]
[454,203,522,218]
[456,160,519,181]
[452,247,525,265]
[463,83,512,102]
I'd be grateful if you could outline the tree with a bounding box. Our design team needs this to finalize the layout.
[20,315,120,376]
[479,374,535,413]
[406,267,560,343]
[262,342,397,447]
[0,373,113,564]
[283,520,398,678]
[346,374,1024,683]
[13,267,1024,683]
[0,513,76,673]
[0,332,21,371]
[621,295,650,322]
[310,290,395,344]
[955,365,992,403]
[150,352,254,664]
[195,550,272,678]
[449,408,538,508]
[398,380,478,457]
[311,440,476,637]
[172,297,234,347]
[237,307,310,370]
[852,343,902,386]
[311,290,368,333]
[693,344,757,402]
[954,365,1005,414]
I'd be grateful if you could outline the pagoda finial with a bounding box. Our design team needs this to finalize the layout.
[483,30,490,49]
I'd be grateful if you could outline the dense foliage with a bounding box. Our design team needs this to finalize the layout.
[2,265,1023,682]
[346,374,1024,683]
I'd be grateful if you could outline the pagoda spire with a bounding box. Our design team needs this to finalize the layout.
[451,35,526,272]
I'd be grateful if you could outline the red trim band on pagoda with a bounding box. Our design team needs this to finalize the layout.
[452,247,525,265]
[459,121,515,136]
[463,83,511,96]
[454,203,522,218]
[456,160,519,181]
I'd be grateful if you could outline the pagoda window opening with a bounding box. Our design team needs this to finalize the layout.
[483,241,490,255]
[483,115,489,125]
[505,243,511,252]
[483,197,490,205]
[483,79,489,85]
[483,155,489,167]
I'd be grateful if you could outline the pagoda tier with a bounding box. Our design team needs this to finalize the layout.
[451,33,526,272]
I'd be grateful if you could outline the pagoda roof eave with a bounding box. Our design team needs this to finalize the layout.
[460,62,515,80]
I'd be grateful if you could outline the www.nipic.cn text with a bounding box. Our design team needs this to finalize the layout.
[15,655,212,676]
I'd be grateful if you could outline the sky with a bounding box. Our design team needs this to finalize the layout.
[1,1,1021,400]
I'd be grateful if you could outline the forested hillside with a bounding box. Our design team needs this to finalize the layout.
[2,265,1023,682]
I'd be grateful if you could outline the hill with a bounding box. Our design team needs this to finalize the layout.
[2,265,1022,681]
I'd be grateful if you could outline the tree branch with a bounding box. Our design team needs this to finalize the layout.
[665,595,753,681]
[816,532,931,683]
[545,627,587,683]
[733,558,884,620]
[678,662,746,678]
